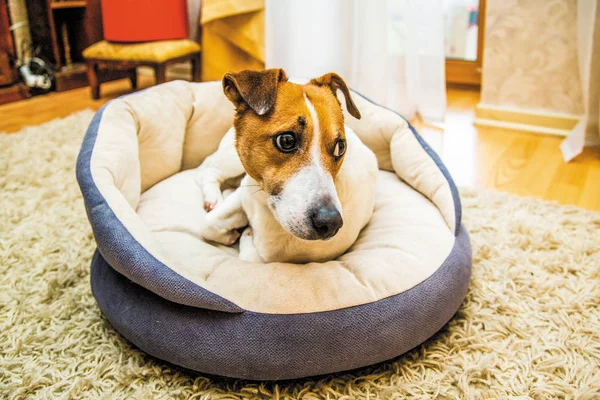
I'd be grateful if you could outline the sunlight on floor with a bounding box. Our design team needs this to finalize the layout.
[414,87,600,211]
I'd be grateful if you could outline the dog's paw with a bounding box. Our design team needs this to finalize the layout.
[202,210,243,245]
[239,227,262,262]
[223,229,241,245]
[202,224,241,245]
[202,182,224,212]
[196,171,224,212]
[204,189,233,212]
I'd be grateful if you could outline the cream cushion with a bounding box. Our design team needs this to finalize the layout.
[85,80,459,314]
[82,39,201,63]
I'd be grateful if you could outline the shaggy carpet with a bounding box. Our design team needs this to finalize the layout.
[1,111,599,400]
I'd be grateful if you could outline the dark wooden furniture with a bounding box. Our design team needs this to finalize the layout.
[24,0,127,92]
[0,0,30,104]
[0,0,16,86]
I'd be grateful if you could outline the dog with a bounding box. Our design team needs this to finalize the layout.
[196,68,378,263]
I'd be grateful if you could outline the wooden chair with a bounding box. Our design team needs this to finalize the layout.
[83,39,201,99]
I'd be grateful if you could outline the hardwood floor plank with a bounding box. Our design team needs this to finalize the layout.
[579,159,600,210]
[546,163,587,206]
[0,75,154,133]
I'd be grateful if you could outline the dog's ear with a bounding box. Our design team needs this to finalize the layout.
[222,68,288,116]
[310,73,361,120]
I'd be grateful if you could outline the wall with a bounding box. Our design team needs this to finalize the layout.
[480,0,583,116]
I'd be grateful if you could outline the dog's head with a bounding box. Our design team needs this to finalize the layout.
[222,68,361,241]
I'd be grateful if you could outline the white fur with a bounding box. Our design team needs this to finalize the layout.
[196,111,378,264]
[194,128,244,210]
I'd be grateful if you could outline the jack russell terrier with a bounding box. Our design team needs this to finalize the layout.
[196,69,378,263]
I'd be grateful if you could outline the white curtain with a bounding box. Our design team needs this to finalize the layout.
[561,0,600,162]
[265,0,447,122]
[188,0,202,41]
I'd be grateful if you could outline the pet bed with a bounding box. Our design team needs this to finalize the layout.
[76,80,471,380]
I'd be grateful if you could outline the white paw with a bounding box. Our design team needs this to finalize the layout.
[224,229,241,245]
[202,224,241,245]
[202,210,243,245]
[202,182,223,212]
[196,170,223,212]
[239,227,262,262]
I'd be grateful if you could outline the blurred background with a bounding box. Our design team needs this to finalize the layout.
[1,0,598,210]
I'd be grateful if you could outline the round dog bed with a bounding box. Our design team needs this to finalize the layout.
[76,80,471,380]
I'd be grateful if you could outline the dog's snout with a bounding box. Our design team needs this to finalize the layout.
[311,204,343,239]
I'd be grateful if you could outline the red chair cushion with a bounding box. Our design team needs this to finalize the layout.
[101,0,189,42]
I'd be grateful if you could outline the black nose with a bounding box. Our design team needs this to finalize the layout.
[311,204,343,239]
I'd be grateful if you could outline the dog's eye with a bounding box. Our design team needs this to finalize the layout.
[333,139,346,159]
[274,132,298,153]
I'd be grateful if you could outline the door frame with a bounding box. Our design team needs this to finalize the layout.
[445,0,486,86]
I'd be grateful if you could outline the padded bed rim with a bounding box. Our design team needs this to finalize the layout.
[350,90,462,236]
[91,225,471,381]
[76,89,464,313]
[77,103,244,313]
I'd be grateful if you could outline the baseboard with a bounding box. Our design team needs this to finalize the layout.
[0,83,30,105]
[475,103,581,137]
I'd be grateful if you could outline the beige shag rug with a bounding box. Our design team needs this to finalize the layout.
[1,111,599,400]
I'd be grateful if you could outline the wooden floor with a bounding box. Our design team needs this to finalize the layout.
[1,76,599,211]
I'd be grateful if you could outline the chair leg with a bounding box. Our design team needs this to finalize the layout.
[154,64,167,85]
[191,52,202,82]
[129,68,138,90]
[86,61,100,99]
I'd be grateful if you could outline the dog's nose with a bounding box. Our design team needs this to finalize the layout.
[311,204,343,239]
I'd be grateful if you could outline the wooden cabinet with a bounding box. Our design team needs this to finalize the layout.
[1,0,17,86]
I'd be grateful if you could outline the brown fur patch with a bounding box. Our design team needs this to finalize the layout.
[309,72,361,120]
[232,79,348,196]
[223,69,288,116]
